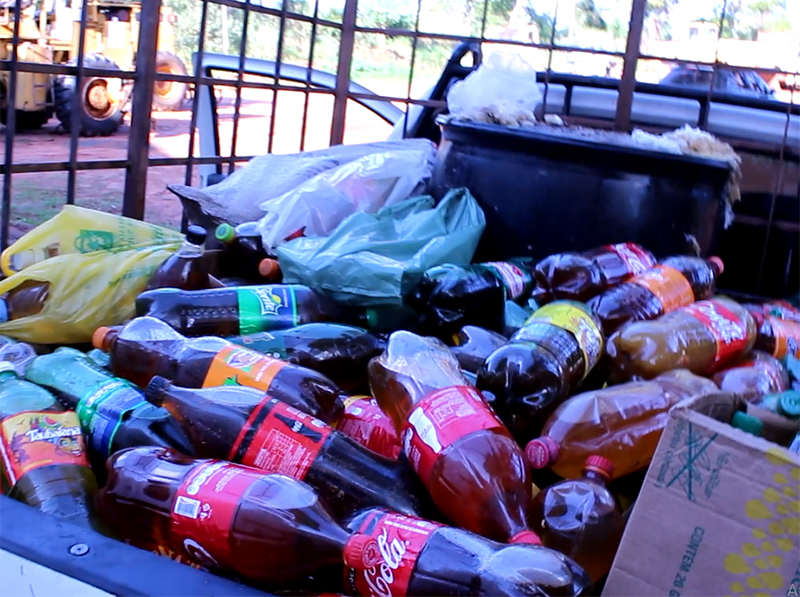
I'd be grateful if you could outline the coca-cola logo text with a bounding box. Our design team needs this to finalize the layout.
[361,527,407,597]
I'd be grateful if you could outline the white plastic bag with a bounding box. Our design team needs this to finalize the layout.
[447,52,542,126]
[256,141,436,251]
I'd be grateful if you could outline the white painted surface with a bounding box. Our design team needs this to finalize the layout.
[0,549,115,597]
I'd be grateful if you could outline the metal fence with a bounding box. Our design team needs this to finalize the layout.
[1,0,798,295]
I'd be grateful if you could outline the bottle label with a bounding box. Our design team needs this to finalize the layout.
[76,379,147,458]
[605,243,656,276]
[524,301,604,379]
[237,286,298,335]
[765,301,800,323]
[0,410,90,486]
[684,300,750,369]
[402,386,506,484]
[337,396,400,460]
[227,331,289,360]
[630,265,695,313]
[484,262,532,300]
[202,346,286,390]
[344,510,442,597]
[766,317,800,359]
[171,461,263,571]
[228,397,332,480]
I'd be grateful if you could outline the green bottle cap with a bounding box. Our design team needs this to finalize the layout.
[777,390,800,419]
[365,308,379,330]
[731,412,763,437]
[215,223,235,243]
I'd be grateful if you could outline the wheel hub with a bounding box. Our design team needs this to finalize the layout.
[87,82,110,112]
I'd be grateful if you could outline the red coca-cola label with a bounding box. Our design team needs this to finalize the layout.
[229,398,332,480]
[344,510,441,597]
[171,461,263,571]
[605,243,656,276]
[337,396,401,460]
[683,300,750,370]
[402,386,507,484]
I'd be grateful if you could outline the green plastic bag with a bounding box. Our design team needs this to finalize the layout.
[276,188,485,307]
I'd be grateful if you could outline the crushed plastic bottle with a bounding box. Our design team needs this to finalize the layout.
[712,351,790,400]
[449,325,508,374]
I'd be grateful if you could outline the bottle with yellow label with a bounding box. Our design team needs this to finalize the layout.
[0,362,101,530]
[477,301,604,445]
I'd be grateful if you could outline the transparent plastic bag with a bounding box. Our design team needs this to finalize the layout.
[1,205,184,276]
[447,52,542,125]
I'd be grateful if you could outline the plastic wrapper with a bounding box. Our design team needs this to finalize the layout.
[277,188,485,308]
[1,205,183,276]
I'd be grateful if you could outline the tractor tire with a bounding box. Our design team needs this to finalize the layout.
[54,54,124,137]
[152,51,188,112]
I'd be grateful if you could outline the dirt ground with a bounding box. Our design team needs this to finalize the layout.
[0,86,397,241]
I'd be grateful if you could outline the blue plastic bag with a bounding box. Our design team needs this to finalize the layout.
[276,188,485,307]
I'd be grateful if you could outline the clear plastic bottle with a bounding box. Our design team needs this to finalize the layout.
[449,325,508,374]
[712,351,790,401]
[0,279,50,322]
[145,225,211,291]
[528,455,625,583]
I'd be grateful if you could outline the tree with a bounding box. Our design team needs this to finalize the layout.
[714,0,744,38]
[747,0,786,35]
[645,0,677,40]
[576,0,606,30]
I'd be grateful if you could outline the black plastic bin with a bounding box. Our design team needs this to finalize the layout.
[431,117,733,262]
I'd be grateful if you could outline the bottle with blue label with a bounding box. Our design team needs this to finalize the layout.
[25,347,194,479]
[135,284,377,337]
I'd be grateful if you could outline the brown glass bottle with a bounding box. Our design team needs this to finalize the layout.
[145,225,211,291]
[93,316,344,424]
[531,243,656,304]
[0,279,50,322]
[144,377,432,521]
[0,363,101,530]
[587,256,724,336]
[368,331,541,545]
[712,351,790,401]
[135,284,376,337]
[449,325,508,374]
[606,298,757,381]
[528,455,625,584]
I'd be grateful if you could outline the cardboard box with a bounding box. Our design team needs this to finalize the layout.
[603,393,800,597]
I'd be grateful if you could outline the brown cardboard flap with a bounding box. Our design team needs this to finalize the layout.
[670,391,740,422]
[745,403,800,446]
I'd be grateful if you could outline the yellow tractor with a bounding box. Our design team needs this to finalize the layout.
[0,0,187,136]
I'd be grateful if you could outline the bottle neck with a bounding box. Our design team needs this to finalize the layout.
[583,469,610,486]
[178,242,203,257]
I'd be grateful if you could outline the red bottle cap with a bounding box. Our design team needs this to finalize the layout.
[258,258,281,279]
[525,436,560,469]
[583,455,614,479]
[708,256,724,275]
[342,534,381,569]
[509,530,542,546]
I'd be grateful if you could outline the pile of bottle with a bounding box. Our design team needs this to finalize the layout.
[2,231,799,597]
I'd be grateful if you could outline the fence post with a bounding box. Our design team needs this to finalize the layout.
[330,0,357,146]
[615,0,647,131]
[122,0,162,220]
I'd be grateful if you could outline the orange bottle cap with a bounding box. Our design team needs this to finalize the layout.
[584,455,614,479]
[92,327,112,350]
[509,530,542,545]
[525,436,560,469]
[258,258,280,278]
[708,256,724,275]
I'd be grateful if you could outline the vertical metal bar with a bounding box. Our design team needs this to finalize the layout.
[267,0,289,154]
[299,0,320,151]
[122,0,161,220]
[614,0,647,131]
[228,0,252,173]
[1,0,24,250]
[330,0,357,145]
[401,0,423,138]
[66,0,91,205]
[184,0,210,187]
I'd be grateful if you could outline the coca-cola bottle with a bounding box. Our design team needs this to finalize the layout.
[92,317,343,424]
[712,351,790,401]
[587,256,723,335]
[144,377,431,520]
[531,243,656,304]
[368,331,541,544]
[408,259,537,337]
[606,298,757,380]
[99,447,590,596]
[135,284,376,337]
[335,395,401,460]
[449,326,508,374]
[478,301,605,444]
[227,324,386,392]
[145,225,211,291]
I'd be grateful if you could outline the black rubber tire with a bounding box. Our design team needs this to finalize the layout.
[54,53,124,137]
[152,51,188,112]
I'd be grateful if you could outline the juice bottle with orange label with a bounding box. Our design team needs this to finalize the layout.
[753,314,800,360]
[0,362,101,529]
[92,316,344,424]
[478,301,605,444]
[587,256,723,336]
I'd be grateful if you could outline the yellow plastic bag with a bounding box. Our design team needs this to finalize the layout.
[1,205,184,276]
[0,244,179,344]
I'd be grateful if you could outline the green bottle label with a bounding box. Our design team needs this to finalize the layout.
[228,331,289,360]
[236,286,298,335]
[76,379,146,458]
